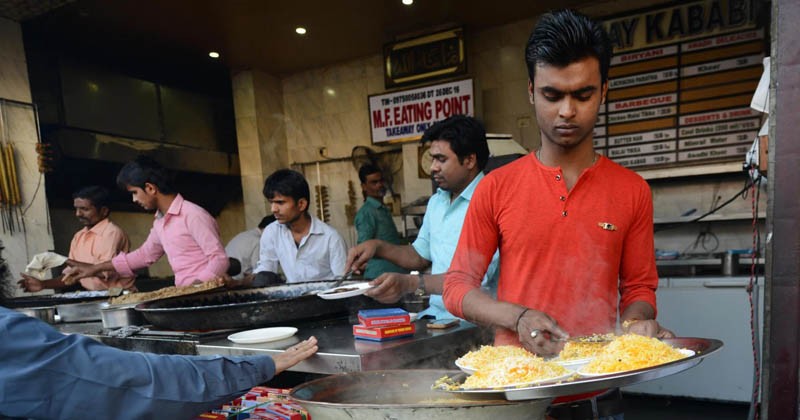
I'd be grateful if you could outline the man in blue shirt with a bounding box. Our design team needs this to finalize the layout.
[0,285,317,419]
[354,163,408,279]
[344,115,499,320]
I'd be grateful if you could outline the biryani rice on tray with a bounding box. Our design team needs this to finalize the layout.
[456,345,538,372]
[582,334,690,374]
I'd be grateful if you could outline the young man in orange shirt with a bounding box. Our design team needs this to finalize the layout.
[443,10,673,418]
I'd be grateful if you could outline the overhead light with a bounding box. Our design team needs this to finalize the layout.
[295,27,307,35]
[402,0,413,5]
[208,51,220,58]
[326,88,336,96]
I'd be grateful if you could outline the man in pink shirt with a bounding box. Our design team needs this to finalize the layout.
[18,186,133,292]
[65,157,229,287]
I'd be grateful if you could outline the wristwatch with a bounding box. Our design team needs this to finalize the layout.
[414,273,427,296]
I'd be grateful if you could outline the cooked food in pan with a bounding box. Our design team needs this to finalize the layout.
[110,278,225,305]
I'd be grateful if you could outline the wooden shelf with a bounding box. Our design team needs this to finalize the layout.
[638,162,744,180]
[653,212,766,224]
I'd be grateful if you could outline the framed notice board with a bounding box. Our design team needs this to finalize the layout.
[597,0,768,172]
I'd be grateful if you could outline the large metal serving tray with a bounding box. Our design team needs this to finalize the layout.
[436,337,723,401]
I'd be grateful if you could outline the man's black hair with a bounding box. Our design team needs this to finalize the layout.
[72,186,111,210]
[263,169,310,204]
[421,114,489,170]
[525,9,612,86]
[258,215,276,229]
[358,164,382,184]
[116,156,176,194]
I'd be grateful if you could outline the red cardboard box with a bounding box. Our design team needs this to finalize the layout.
[357,308,410,328]
[353,323,415,341]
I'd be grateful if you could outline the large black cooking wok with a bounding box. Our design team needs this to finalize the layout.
[135,280,379,331]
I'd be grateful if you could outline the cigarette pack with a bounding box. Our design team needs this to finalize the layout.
[353,323,415,341]
[357,308,410,328]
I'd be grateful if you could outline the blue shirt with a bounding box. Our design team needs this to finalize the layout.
[0,306,276,420]
[355,196,408,279]
[412,172,499,320]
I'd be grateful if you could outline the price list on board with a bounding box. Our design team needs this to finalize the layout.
[597,0,766,170]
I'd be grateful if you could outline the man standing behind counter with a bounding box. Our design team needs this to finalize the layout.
[345,115,498,320]
[443,10,672,357]
[65,157,229,287]
[225,215,276,279]
[253,169,346,285]
[18,186,133,292]
[354,164,408,279]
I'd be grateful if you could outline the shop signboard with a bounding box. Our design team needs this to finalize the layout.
[368,78,473,145]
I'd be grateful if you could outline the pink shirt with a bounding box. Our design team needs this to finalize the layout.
[111,194,229,286]
[69,218,133,290]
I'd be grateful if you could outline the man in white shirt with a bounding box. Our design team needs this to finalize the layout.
[253,169,346,285]
[225,215,275,279]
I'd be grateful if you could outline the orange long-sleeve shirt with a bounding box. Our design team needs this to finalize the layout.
[444,153,658,346]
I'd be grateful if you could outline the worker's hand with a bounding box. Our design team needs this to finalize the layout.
[274,336,318,374]
[218,273,254,289]
[657,324,676,339]
[364,273,414,304]
[622,319,673,338]
[343,240,380,275]
[516,308,569,357]
[62,259,98,285]
[18,273,44,292]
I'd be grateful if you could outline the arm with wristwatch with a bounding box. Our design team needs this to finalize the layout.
[343,239,436,304]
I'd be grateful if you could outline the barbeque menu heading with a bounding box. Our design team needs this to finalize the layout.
[597,0,766,170]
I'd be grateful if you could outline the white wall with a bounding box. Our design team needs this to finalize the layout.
[0,17,54,295]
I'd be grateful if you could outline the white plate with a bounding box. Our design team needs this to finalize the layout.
[577,348,695,377]
[455,359,477,375]
[227,327,298,344]
[554,356,594,372]
[317,282,373,300]
[463,371,574,390]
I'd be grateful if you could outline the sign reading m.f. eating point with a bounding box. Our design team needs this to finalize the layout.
[368,79,473,145]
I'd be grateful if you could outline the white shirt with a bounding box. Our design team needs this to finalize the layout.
[224,227,262,279]
[255,216,347,283]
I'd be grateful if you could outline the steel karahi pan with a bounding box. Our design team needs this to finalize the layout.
[134,280,379,330]
[291,369,552,420]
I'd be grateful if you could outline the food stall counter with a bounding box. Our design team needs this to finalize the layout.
[54,317,488,374]
[197,318,487,374]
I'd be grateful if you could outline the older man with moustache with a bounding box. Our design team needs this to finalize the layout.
[18,186,133,292]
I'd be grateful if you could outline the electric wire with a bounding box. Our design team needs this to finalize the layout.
[747,173,763,420]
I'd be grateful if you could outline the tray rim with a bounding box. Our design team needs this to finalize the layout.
[435,337,724,400]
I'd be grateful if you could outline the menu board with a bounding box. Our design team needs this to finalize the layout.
[598,0,767,170]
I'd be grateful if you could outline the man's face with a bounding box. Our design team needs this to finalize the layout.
[429,139,474,193]
[126,184,157,211]
[269,193,306,225]
[73,198,107,228]
[529,56,607,150]
[361,172,385,200]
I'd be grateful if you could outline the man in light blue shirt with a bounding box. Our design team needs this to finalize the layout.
[254,169,347,284]
[345,115,499,320]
